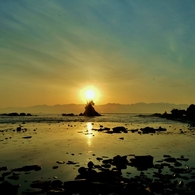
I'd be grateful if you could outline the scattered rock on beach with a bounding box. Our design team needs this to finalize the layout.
[140,126,166,134]
[130,155,154,169]
[56,161,65,164]
[2,154,195,195]
[22,136,32,139]
[0,166,8,171]
[113,126,128,133]
[16,126,22,132]
[31,180,51,188]
[12,165,42,172]
[0,181,18,195]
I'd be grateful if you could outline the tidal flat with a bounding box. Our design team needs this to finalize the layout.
[1,115,195,194]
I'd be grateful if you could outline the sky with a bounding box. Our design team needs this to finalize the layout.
[0,0,195,107]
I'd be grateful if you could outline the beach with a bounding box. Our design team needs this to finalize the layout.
[0,114,195,194]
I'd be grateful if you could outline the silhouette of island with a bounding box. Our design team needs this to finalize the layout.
[80,101,101,116]
[153,104,195,127]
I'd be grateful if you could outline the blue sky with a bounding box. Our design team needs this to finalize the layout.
[0,0,195,107]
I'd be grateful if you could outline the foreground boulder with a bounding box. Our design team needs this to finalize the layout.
[0,181,18,195]
[130,155,154,169]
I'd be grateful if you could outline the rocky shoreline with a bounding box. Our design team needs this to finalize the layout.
[149,104,195,127]
[0,153,195,195]
[0,113,33,116]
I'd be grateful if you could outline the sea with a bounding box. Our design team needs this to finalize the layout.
[0,113,195,194]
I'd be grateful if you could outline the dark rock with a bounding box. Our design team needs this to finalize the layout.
[62,113,74,116]
[170,168,186,173]
[149,181,164,193]
[21,188,43,195]
[64,179,89,193]
[177,157,189,161]
[16,126,22,132]
[96,157,103,161]
[186,104,195,118]
[30,180,51,189]
[0,181,18,195]
[56,161,65,164]
[102,159,112,164]
[22,136,32,139]
[78,167,87,175]
[164,157,177,163]
[12,165,42,172]
[0,166,8,171]
[113,126,128,133]
[82,101,101,116]
[20,113,26,116]
[8,112,19,116]
[8,175,20,180]
[66,161,78,165]
[130,155,154,169]
[50,180,63,188]
[140,126,166,134]
[47,188,65,194]
[174,162,182,167]
[112,155,128,169]
[87,161,94,169]
[2,171,12,177]
[171,109,186,117]
[130,129,139,133]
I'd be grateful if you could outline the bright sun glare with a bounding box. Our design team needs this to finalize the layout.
[85,89,95,100]
[81,86,99,102]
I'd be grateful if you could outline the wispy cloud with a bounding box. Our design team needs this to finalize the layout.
[0,0,195,106]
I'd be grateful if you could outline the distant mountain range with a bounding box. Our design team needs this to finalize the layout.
[0,103,189,114]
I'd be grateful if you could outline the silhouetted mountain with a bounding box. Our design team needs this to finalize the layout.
[0,103,189,114]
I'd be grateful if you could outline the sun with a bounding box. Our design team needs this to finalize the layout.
[80,86,100,102]
[85,89,95,100]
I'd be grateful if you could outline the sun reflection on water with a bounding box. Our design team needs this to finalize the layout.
[86,122,93,147]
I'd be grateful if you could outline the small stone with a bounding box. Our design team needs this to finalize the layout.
[66,161,78,165]
[16,127,22,132]
[56,161,65,164]
[96,157,103,161]
[164,157,177,163]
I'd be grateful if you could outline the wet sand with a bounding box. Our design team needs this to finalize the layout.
[0,121,195,194]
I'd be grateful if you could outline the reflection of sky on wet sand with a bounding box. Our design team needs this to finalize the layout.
[1,121,195,194]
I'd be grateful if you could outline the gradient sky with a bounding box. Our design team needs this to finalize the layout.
[1,0,195,107]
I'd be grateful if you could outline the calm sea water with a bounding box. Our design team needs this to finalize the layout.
[0,113,178,124]
[1,113,195,194]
